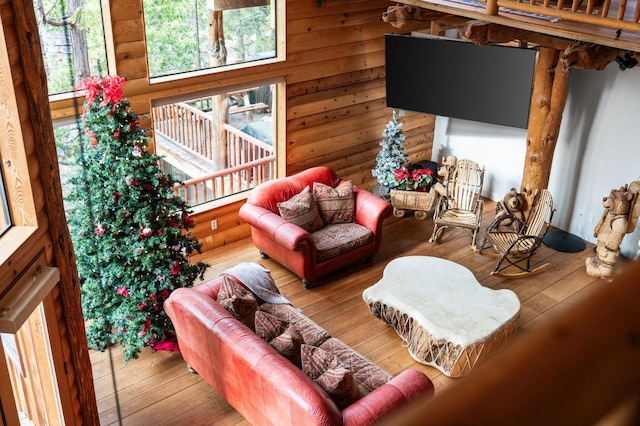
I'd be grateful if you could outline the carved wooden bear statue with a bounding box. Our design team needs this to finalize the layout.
[493,188,526,231]
[585,185,635,279]
[433,155,457,197]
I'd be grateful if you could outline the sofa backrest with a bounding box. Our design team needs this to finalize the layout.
[165,279,344,426]
[247,166,340,213]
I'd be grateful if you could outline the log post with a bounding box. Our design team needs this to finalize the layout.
[521,47,569,212]
[486,0,500,15]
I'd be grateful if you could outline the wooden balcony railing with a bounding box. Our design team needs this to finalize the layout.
[152,103,275,206]
[172,156,275,206]
[153,102,215,161]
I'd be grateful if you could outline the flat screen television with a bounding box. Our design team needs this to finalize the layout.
[385,34,537,129]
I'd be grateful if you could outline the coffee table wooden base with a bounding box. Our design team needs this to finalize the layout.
[363,256,521,378]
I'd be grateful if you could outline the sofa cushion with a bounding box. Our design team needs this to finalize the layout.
[312,223,374,262]
[217,276,258,330]
[277,185,325,233]
[313,181,355,224]
[319,338,392,394]
[301,344,361,408]
[259,303,331,347]
[254,310,303,366]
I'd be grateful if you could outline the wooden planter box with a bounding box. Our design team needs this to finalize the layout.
[390,188,437,220]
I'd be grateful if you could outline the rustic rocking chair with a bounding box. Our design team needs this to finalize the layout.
[429,158,485,249]
[481,189,556,278]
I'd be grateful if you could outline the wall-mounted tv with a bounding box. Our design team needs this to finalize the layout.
[385,34,537,129]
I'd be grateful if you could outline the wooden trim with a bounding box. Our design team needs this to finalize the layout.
[0,18,36,228]
[0,262,59,333]
[10,0,99,423]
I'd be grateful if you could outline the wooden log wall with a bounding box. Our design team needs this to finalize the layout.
[49,0,436,254]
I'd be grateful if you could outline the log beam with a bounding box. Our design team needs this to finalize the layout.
[521,47,569,210]
[458,21,531,46]
[382,4,448,29]
[561,42,622,70]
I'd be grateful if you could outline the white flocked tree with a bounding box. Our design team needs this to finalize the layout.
[372,110,409,189]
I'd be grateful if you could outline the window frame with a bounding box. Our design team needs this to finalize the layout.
[150,76,285,210]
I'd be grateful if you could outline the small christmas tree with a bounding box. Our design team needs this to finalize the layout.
[68,75,208,361]
[372,110,409,188]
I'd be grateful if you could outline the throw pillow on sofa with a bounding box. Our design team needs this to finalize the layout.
[259,303,331,347]
[313,181,355,224]
[255,310,303,366]
[277,185,325,233]
[301,344,360,408]
[217,276,259,330]
[319,338,392,394]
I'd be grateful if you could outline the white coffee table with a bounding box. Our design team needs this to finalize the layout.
[362,256,521,377]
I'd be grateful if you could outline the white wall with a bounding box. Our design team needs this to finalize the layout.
[431,62,640,258]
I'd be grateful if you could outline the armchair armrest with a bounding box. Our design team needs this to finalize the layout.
[239,203,315,251]
[353,186,393,231]
[342,369,434,425]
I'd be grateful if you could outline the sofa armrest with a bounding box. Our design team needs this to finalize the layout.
[341,369,434,425]
[353,186,393,232]
[239,203,315,251]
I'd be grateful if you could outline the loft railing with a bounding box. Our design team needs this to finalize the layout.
[152,103,275,206]
[478,0,640,32]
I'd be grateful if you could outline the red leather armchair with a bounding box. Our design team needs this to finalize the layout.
[239,167,392,288]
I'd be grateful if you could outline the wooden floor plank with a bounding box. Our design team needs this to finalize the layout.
[92,198,607,424]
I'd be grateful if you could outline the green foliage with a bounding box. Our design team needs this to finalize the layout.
[372,111,409,187]
[35,0,107,94]
[224,6,275,62]
[67,75,208,361]
[143,1,275,77]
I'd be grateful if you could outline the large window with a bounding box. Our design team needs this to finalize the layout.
[152,82,278,206]
[34,0,108,94]
[144,0,277,78]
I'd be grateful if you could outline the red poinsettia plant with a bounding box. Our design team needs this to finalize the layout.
[393,166,436,191]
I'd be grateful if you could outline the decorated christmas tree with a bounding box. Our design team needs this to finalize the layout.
[68,75,208,361]
[371,110,409,188]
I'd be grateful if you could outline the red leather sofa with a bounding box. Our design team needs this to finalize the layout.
[164,274,435,426]
[238,167,392,287]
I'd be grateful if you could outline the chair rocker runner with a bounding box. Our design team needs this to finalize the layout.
[480,189,556,278]
[429,158,485,249]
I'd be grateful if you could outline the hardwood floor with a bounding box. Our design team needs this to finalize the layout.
[90,199,607,425]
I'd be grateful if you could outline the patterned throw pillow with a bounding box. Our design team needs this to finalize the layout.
[319,338,392,394]
[255,310,303,366]
[216,276,258,330]
[258,303,331,347]
[277,185,325,232]
[300,344,360,408]
[313,181,355,224]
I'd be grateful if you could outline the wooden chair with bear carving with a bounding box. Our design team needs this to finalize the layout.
[480,189,556,278]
